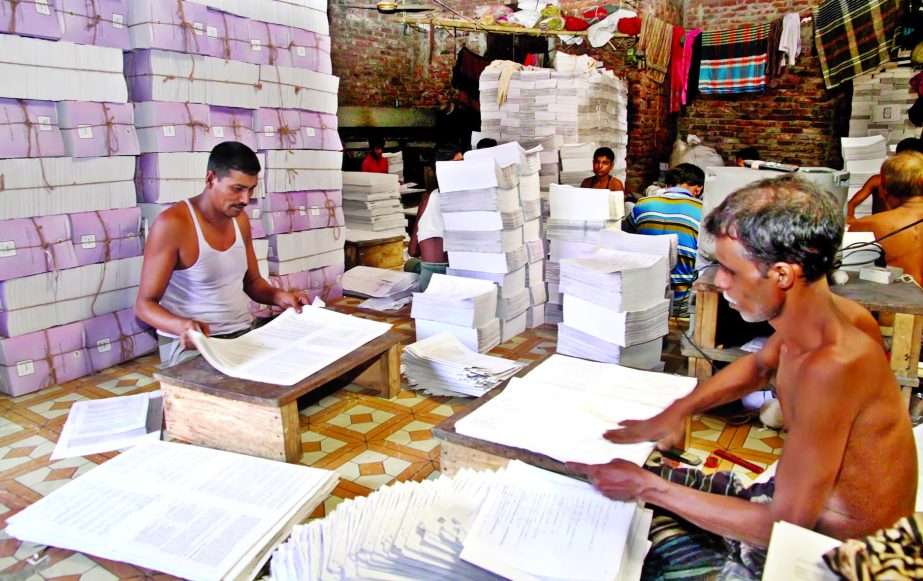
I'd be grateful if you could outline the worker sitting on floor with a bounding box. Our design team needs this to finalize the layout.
[624,163,704,317]
[580,146,626,194]
[570,175,916,580]
[847,150,923,285]
[135,141,309,366]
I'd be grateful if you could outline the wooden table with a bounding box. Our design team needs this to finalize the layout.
[434,387,570,477]
[155,331,403,463]
[686,269,923,405]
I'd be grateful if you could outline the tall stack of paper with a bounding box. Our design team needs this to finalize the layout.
[7,441,338,581]
[544,183,625,324]
[342,171,406,235]
[439,147,535,341]
[411,274,501,353]
[271,460,653,581]
[478,64,628,184]
[560,142,598,186]
[558,249,670,370]
[841,135,889,219]
[402,332,523,397]
[455,354,697,464]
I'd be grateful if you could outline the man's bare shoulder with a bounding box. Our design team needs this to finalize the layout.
[149,204,192,245]
[796,327,886,397]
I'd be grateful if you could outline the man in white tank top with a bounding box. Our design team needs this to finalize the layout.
[135,142,310,365]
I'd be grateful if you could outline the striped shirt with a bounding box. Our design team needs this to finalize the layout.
[625,187,703,300]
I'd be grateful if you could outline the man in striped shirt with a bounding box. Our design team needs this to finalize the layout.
[624,163,705,315]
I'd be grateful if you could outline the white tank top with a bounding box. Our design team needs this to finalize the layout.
[160,200,251,337]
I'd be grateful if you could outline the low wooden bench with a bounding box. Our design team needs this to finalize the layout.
[155,331,403,463]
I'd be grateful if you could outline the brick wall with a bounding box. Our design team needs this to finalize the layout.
[330,0,482,108]
[678,0,851,169]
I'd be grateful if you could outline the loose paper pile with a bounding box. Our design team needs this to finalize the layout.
[455,354,697,465]
[271,460,652,581]
[7,440,338,581]
[342,266,420,300]
[402,332,523,397]
[51,391,163,460]
[191,306,391,386]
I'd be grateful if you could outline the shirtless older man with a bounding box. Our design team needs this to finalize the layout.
[569,176,916,578]
[849,150,923,285]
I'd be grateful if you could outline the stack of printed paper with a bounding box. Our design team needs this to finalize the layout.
[271,460,653,581]
[558,249,670,370]
[402,332,523,397]
[7,441,337,581]
[411,274,501,353]
[342,171,406,234]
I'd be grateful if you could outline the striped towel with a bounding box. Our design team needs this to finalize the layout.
[698,23,771,94]
[813,0,900,90]
[639,14,674,84]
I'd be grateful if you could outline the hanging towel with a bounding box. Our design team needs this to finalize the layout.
[698,23,771,94]
[669,25,686,113]
[685,31,703,103]
[813,0,901,89]
[765,17,783,85]
[452,47,490,96]
[778,12,802,67]
[638,14,674,84]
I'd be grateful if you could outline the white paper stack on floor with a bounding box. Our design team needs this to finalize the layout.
[437,154,529,342]
[560,142,597,186]
[454,354,696,465]
[558,249,670,370]
[342,266,419,300]
[841,135,888,219]
[402,332,523,397]
[342,171,407,235]
[7,440,337,581]
[412,274,501,353]
[545,183,625,324]
[271,460,653,581]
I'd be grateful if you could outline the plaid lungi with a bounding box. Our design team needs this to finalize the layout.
[813,0,901,89]
[698,24,771,94]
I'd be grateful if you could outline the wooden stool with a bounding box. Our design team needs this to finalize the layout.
[155,332,403,463]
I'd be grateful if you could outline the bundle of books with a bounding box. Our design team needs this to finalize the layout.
[341,171,406,236]
[411,274,501,353]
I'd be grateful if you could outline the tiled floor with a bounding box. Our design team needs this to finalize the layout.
[0,298,783,580]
